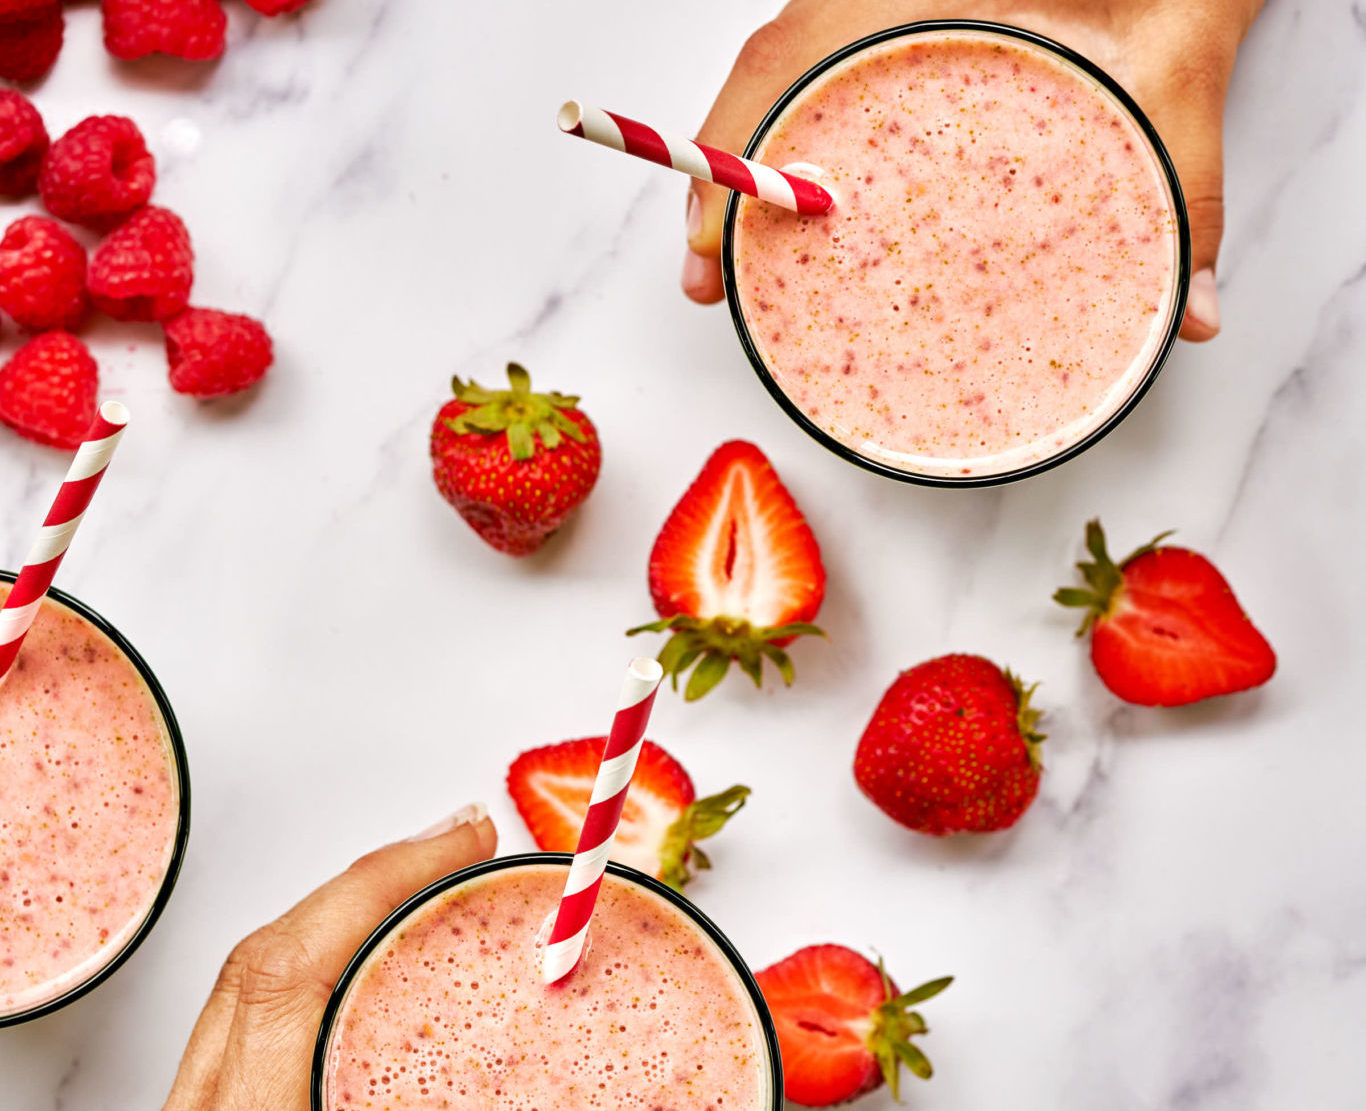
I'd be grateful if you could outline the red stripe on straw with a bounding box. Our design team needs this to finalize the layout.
[700,146,759,201]
[542,659,663,982]
[603,111,674,170]
[558,101,835,216]
[0,402,129,682]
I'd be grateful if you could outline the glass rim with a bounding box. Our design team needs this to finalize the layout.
[311,850,784,1110]
[721,18,1193,488]
[0,570,191,1027]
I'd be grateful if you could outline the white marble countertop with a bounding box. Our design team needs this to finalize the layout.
[2,2,1364,1108]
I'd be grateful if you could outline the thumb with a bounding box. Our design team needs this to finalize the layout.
[208,806,497,1110]
[684,20,807,303]
[1142,51,1235,341]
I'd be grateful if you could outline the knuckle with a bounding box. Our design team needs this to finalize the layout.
[1181,189,1225,240]
[235,925,315,1008]
[735,20,797,79]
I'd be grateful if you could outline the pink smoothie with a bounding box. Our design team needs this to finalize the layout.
[0,584,180,1018]
[324,863,773,1110]
[732,28,1182,479]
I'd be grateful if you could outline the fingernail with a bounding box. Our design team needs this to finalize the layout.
[686,190,702,242]
[1185,268,1220,334]
[681,248,709,295]
[406,802,488,843]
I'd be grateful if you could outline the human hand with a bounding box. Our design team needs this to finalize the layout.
[682,0,1266,340]
[161,804,497,1111]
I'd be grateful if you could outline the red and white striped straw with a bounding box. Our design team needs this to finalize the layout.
[542,656,665,983]
[0,401,129,685]
[557,100,835,216]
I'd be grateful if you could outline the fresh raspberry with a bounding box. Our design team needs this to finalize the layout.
[163,307,273,398]
[101,0,226,62]
[87,206,194,322]
[0,217,88,332]
[244,0,309,14]
[0,331,97,450]
[38,116,156,229]
[0,4,63,85]
[0,89,47,197]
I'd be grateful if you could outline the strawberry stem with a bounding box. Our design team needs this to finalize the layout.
[1052,518,1175,636]
[1005,670,1047,772]
[867,963,953,1100]
[656,784,751,890]
[626,615,826,701]
[445,362,586,461]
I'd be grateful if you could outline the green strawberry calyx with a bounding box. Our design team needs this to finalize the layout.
[1052,518,1175,637]
[656,784,751,891]
[1006,669,1047,772]
[445,362,586,461]
[865,963,954,1100]
[626,614,826,702]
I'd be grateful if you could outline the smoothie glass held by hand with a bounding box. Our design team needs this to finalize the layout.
[0,574,189,1025]
[314,853,782,1110]
[724,21,1191,486]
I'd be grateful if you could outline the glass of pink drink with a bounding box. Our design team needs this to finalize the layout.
[0,572,189,1026]
[313,853,782,1110]
[724,21,1191,486]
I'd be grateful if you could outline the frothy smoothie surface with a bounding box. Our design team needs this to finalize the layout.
[0,585,179,1017]
[733,29,1181,478]
[325,864,771,1110]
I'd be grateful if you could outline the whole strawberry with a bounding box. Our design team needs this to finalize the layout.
[1054,519,1276,706]
[0,216,88,332]
[756,945,951,1107]
[0,331,97,450]
[429,363,601,556]
[629,440,826,700]
[854,654,1044,835]
[0,89,47,197]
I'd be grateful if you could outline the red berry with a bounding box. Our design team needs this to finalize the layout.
[630,440,826,700]
[0,4,63,85]
[243,0,309,13]
[854,654,1045,835]
[0,217,88,332]
[430,363,602,556]
[101,0,226,61]
[0,89,47,197]
[0,331,98,450]
[163,307,272,398]
[38,116,156,229]
[507,738,748,889]
[1054,519,1276,706]
[755,945,951,1106]
[86,206,194,322]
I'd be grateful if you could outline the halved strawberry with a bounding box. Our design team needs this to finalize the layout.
[506,737,748,890]
[1054,520,1276,706]
[629,440,826,700]
[755,945,952,1107]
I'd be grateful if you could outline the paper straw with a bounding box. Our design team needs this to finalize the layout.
[542,657,665,983]
[557,100,835,216]
[0,401,129,685]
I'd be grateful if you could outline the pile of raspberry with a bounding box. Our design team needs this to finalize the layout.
[0,0,309,84]
[0,90,272,449]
